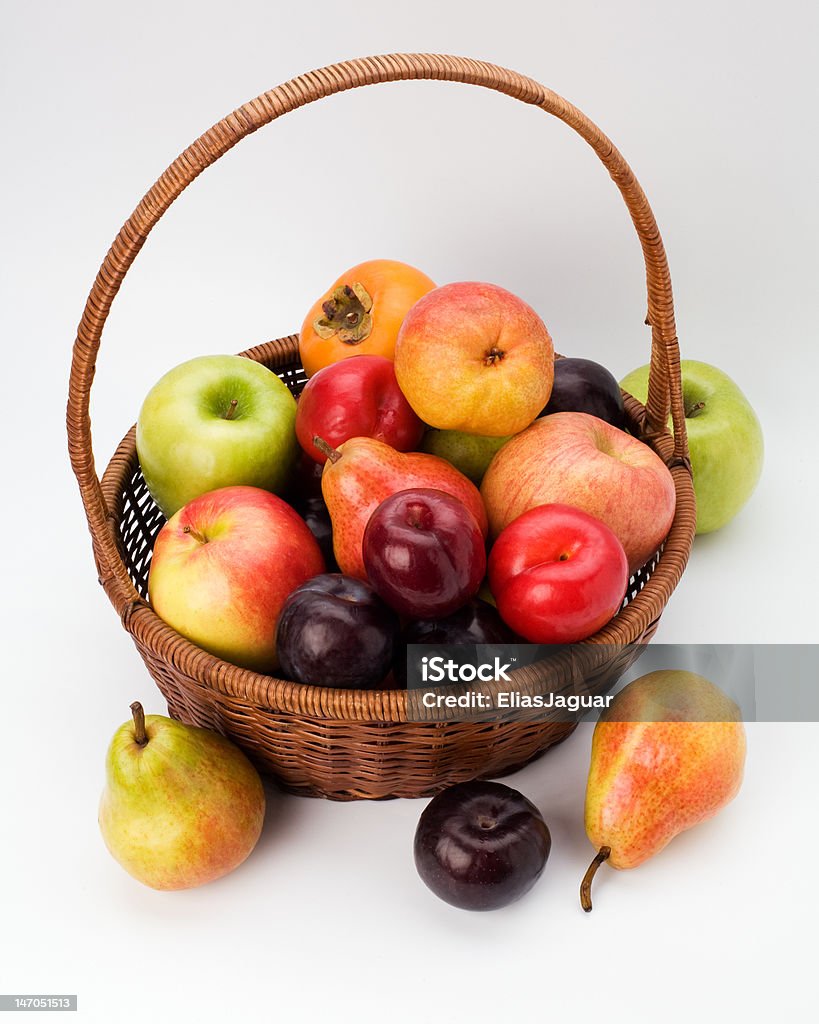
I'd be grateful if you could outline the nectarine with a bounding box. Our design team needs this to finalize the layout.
[394,282,554,437]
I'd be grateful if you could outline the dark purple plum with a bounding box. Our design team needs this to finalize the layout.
[414,780,551,911]
[285,454,336,567]
[362,489,486,619]
[288,450,325,502]
[541,357,627,430]
[298,495,335,568]
[395,599,517,687]
[276,574,398,689]
[403,598,516,646]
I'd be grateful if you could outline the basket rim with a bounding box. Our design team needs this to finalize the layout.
[97,336,697,724]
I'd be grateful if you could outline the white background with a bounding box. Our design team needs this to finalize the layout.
[2,1,817,1020]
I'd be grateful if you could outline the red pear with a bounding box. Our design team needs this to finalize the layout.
[316,436,488,580]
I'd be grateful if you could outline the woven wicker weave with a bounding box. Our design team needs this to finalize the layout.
[68,55,696,800]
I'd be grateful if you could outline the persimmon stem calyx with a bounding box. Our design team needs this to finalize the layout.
[313,282,374,345]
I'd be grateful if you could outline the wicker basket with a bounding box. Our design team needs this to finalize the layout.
[68,54,696,800]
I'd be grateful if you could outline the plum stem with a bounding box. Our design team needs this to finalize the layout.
[183,525,207,544]
[130,701,148,746]
[580,846,611,912]
[223,398,239,420]
[313,436,342,464]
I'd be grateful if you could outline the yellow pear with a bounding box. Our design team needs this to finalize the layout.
[99,703,265,890]
[581,671,746,911]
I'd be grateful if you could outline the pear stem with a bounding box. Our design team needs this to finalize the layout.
[313,436,342,464]
[183,525,207,544]
[580,846,611,913]
[130,701,148,746]
[223,398,239,420]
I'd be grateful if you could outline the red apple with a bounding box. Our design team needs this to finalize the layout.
[488,504,629,643]
[362,488,486,618]
[148,485,325,672]
[295,355,424,464]
[481,412,676,575]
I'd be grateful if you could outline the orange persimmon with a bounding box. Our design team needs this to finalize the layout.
[299,259,436,377]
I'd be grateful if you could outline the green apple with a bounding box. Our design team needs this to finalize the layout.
[136,355,297,517]
[620,360,763,534]
[99,702,265,890]
[421,428,513,485]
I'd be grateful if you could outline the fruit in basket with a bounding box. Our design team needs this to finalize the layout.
[421,428,512,484]
[395,598,516,687]
[620,360,763,534]
[403,598,515,646]
[286,454,335,566]
[148,486,324,672]
[99,702,265,890]
[541,356,627,430]
[276,574,398,689]
[288,450,326,502]
[317,436,488,580]
[488,504,628,643]
[414,781,551,911]
[299,259,436,376]
[482,412,675,574]
[296,355,424,463]
[363,489,486,619]
[580,670,746,912]
[294,495,335,569]
[136,355,297,518]
[394,282,554,436]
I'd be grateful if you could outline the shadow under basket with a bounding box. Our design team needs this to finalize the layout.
[70,56,697,800]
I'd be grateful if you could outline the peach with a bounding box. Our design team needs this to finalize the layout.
[393,282,554,437]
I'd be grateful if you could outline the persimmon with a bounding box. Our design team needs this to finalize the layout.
[299,259,435,376]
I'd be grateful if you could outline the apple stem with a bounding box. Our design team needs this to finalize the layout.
[685,401,706,418]
[223,398,239,420]
[313,436,342,464]
[580,846,611,913]
[130,701,148,746]
[182,525,207,544]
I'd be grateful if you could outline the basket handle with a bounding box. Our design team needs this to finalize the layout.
[67,53,689,601]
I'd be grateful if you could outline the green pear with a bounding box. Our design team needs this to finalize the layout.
[99,703,265,890]
[421,428,513,485]
[620,360,763,533]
